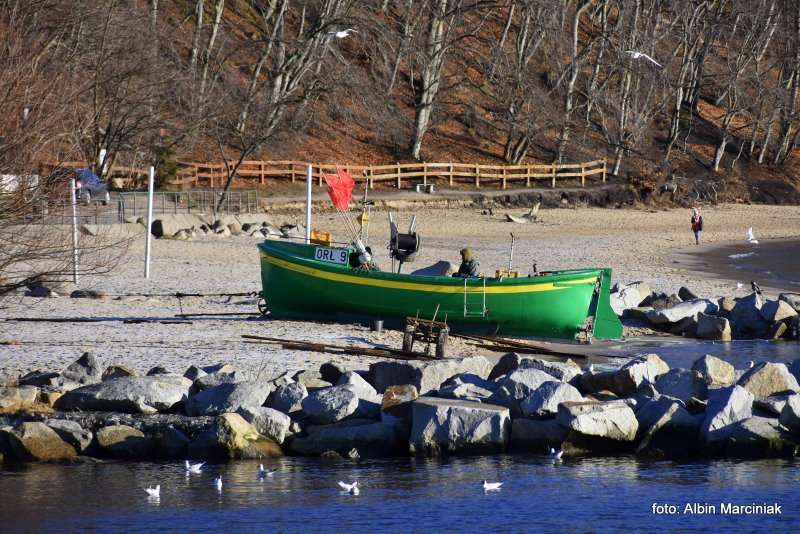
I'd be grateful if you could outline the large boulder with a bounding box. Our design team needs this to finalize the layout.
[760,300,798,323]
[409,397,510,456]
[696,313,732,341]
[520,381,583,418]
[645,299,718,326]
[654,369,708,403]
[779,293,800,313]
[701,385,753,444]
[188,413,282,460]
[56,376,192,414]
[509,418,569,451]
[778,395,800,435]
[730,292,768,337]
[368,356,492,395]
[186,381,272,416]
[519,358,582,383]
[319,362,347,385]
[611,281,651,316]
[737,362,799,399]
[488,353,523,380]
[96,424,153,459]
[556,400,638,442]
[717,416,797,457]
[193,370,241,390]
[437,374,497,403]
[0,386,39,414]
[45,419,92,452]
[301,386,359,424]
[579,354,669,397]
[270,382,308,414]
[236,406,291,444]
[692,355,736,387]
[7,422,77,461]
[17,370,64,388]
[635,399,701,456]
[289,419,402,457]
[102,365,138,381]
[490,368,555,416]
[62,352,103,385]
[150,214,208,238]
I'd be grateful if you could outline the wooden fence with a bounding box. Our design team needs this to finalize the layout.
[40,158,607,190]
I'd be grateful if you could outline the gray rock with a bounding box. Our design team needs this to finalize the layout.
[696,313,732,341]
[519,358,582,383]
[268,371,295,389]
[367,356,492,395]
[292,369,332,390]
[437,376,496,403]
[488,353,523,380]
[718,416,797,457]
[301,386,359,424]
[183,366,207,381]
[186,381,273,416]
[56,376,192,414]
[409,397,510,456]
[610,281,651,316]
[655,369,708,403]
[337,372,382,419]
[701,385,754,443]
[188,413,282,460]
[96,424,152,459]
[645,299,718,325]
[678,287,698,301]
[779,293,800,313]
[146,366,171,377]
[778,394,800,434]
[509,418,569,451]
[236,406,291,444]
[7,422,77,461]
[737,362,799,398]
[320,362,347,384]
[289,419,402,457]
[0,386,39,414]
[520,381,583,418]
[202,363,234,375]
[45,419,92,452]
[490,368,555,416]
[581,354,669,397]
[194,370,241,390]
[556,400,638,441]
[760,299,798,322]
[754,394,793,417]
[692,355,736,387]
[730,292,769,337]
[635,399,701,456]
[17,371,62,388]
[102,365,137,381]
[62,352,103,385]
[270,382,308,414]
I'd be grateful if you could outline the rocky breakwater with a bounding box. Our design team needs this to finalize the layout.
[2,351,800,465]
[611,282,800,341]
[145,213,303,241]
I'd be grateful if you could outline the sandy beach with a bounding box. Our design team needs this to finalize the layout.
[1,203,799,382]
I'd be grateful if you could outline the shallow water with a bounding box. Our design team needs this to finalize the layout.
[617,338,800,369]
[1,455,798,532]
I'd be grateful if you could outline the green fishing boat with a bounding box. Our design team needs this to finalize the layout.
[257,239,623,341]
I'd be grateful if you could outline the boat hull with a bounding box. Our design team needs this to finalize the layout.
[258,241,623,340]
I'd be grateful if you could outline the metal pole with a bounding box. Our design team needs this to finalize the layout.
[144,166,155,279]
[507,233,515,274]
[70,178,79,284]
[305,164,312,244]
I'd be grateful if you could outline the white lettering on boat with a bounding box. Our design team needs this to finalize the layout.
[314,247,349,265]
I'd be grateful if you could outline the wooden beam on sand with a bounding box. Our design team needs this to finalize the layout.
[241,334,437,361]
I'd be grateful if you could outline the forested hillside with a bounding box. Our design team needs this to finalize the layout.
[2,0,800,203]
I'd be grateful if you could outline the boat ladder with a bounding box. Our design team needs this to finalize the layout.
[463,278,487,317]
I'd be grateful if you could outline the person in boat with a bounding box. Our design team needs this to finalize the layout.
[453,248,479,278]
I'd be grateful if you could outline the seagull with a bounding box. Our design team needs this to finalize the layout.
[736,282,744,290]
[746,360,755,369]
[746,227,759,244]
[145,485,160,498]
[258,464,275,478]
[328,28,357,39]
[185,460,204,473]
[482,480,503,491]
[338,480,359,495]
[548,447,564,460]
[624,50,662,67]
[215,476,223,492]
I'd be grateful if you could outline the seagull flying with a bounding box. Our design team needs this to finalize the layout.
[624,50,662,68]
[145,485,160,498]
[185,460,204,474]
[482,480,503,491]
[746,227,759,244]
[258,464,275,478]
[328,28,357,39]
[548,447,564,460]
[338,480,359,495]
[215,476,223,492]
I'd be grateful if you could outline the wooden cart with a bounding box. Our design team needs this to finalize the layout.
[402,306,449,359]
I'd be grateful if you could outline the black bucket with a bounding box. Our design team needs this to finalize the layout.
[371,319,384,332]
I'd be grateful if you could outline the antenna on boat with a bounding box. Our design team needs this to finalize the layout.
[507,233,515,274]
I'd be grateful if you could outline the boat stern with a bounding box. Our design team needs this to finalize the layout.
[589,268,624,341]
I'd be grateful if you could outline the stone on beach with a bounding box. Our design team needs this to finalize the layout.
[301,386,360,424]
[189,413,282,460]
[730,292,769,337]
[519,381,583,418]
[367,356,492,395]
[292,369,332,390]
[319,362,347,385]
[289,419,402,457]
[409,397,510,456]
[6,422,77,461]
[556,400,638,442]
[62,352,103,385]
[610,281,651,316]
[490,368,556,416]
[186,381,273,416]
[436,373,498,403]
[488,352,523,380]
[695,313,732,341]
[0,386,39,414]
[778,395,800,435]
[778,293,800,313]
[102,365,138,381]
[717,416,796,457]
[645,299,718,326]
[635,399,701,456]
[579,354,669,397]
[270,382,308,414]
[17,370,63,388]
[57,375,192,414]
[236,406,291,444]
[700,385,754,444]
[736,362,799,399]
[519,358,582,383]
[96,424,153,459]
[337,371,383,419]
[691,355,735,387]
[654,369,708,403]
[45,419,93,452]
[759,299,797,323]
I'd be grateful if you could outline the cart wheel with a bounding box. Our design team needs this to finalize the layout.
[435,328,449,359]
[402,326,415,353]
[257,297,269,316]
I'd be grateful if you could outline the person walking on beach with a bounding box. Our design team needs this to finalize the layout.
[691,208,703,245]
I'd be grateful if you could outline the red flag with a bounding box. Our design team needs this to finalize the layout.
[323,168,355,210]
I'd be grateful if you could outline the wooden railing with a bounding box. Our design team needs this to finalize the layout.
[40,158,607,190]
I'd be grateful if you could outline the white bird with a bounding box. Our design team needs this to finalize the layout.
[746,360,755,369]
[624,50,662,68]
[185,460,204,473]
[482,480,503,491]
[746,227,759,244]
[258,464,275,478]
[548,447,564,460]
[328,28,357,39]
[145,485,160,498]
[215,476,223,492]
[338,480,359,494]
[736,282,744,290]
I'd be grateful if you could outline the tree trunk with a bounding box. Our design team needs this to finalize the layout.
[555,0,591,163]
[200,0,225,97]
[189,0,204,71]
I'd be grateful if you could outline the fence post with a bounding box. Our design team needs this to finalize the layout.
[318,166,323,187]
[581,163,585,187]
[396,162,401,189]
[475,164,480,188]
[423,162,427,186]
[526,165,531,187]
[449,162,453,186]
[602,158,607,182]
[551,164,556,188]
[502,167,507,189]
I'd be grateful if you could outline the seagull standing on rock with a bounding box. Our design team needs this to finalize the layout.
[482,480,503,492]
[185,460,204,474]
[145,485,160,498]
[338,480,359,495]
